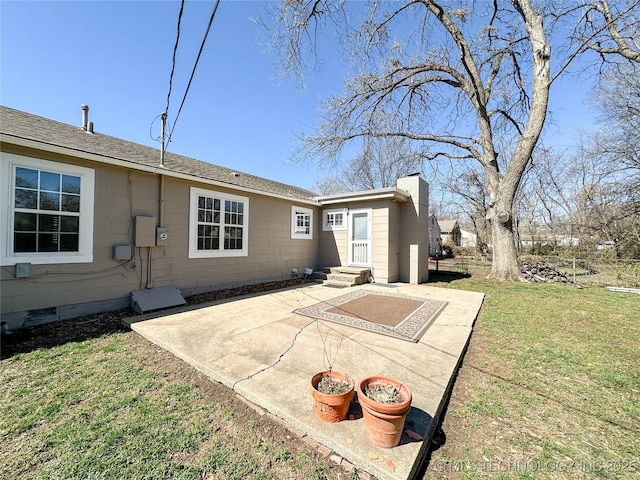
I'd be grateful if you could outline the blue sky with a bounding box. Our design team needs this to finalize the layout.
[1,1,596,191]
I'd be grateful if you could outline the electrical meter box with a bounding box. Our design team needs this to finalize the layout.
[156,228,168,246]
[135,216,156,247]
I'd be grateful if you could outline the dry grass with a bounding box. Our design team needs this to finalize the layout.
[0,330,358,480]
[424,277,640,479]
[2,275,638,479]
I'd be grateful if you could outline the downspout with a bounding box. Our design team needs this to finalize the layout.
[146,247,152,289]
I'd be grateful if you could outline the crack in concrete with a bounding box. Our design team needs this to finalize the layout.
[231,318,316,390]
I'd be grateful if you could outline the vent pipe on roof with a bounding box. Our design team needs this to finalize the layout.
[81,104,94,134]
[80,104,93,133]
[81,104,89,130]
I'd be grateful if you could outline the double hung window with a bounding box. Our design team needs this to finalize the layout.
[189,187,248,257]
[1,153,94,265]
[323,209,347,231]
[291,206,313,239]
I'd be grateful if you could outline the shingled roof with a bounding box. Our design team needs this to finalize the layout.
[0,106,317,202]
[438,219,460,233]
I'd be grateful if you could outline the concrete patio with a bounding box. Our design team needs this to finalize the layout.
[123,282,484,480]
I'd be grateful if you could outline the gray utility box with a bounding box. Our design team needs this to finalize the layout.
[113,244,132,260]
[135,216,156,247]
[16,263,30,278]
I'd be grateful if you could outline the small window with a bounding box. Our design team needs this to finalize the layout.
[189,187,248,258]
[291,206,313,239]
[1,153,94,265]
[323,209,347,231]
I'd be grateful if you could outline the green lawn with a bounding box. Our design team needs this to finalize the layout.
[425,278,640,479]
[0,331,354,480]
[2,279,638,480]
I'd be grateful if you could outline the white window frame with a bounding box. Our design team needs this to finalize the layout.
[1,153,95,265]
[322,208,347,231]
[291,206,313,239]
[189,187,249,258]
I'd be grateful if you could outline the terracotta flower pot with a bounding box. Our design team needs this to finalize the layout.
[357,375,412,448]
[310,370,354,422]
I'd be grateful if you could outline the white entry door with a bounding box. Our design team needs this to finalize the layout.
[348,209,371,266]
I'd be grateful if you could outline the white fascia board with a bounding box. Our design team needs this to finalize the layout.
[316,187,409,205]
[0,134,320,207]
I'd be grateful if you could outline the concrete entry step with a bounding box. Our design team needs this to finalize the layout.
[323,266,371,287]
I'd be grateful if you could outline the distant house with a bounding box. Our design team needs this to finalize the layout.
[428,214,442,257]
[596,241,615,251]
[460,229,477,248]
[439,219,461,247]
[1,106,430,330]
[520,233,579,249]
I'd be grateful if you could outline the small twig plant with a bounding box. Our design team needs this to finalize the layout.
[315,322,350,394]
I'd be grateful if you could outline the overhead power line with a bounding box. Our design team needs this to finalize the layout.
[166,0,221,147]
[165,0,185,119]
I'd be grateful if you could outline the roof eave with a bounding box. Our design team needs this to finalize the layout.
[315,187,410,205]
[1,134,320,206]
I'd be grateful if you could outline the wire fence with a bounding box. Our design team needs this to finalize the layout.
[429,255,640,288]
[533,256,640,288]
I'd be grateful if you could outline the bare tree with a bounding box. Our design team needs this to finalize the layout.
[310,176,352,195]
[265,0,640,280]
[344,135,424,190]
[521,139,639,257]
[312,134,423,192]
[437,164,490,254]
[585,63,640,256]
[591,64,640,173]
[571,0,640,64]
[516,146,575,244]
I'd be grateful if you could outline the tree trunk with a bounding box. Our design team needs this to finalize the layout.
[484,0,550,281]
[489,214,522,281]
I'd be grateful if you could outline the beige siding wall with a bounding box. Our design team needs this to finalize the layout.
[397,176,429,284]
[1,145,320,326]
[318,201,395,282]
[370,205,390,283]
[318,228,347,267]
[387,201,401,282]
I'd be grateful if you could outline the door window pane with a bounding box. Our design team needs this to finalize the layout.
[353,214,368,240]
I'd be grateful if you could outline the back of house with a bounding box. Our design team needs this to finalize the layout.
[1,106,430,331]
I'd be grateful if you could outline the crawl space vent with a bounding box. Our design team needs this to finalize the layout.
[130,286,186,314]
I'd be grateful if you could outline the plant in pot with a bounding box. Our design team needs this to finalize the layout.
[310,324,354,422]
[357,375,412,448]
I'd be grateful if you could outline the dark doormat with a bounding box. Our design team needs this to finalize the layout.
[295,290,447,342]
